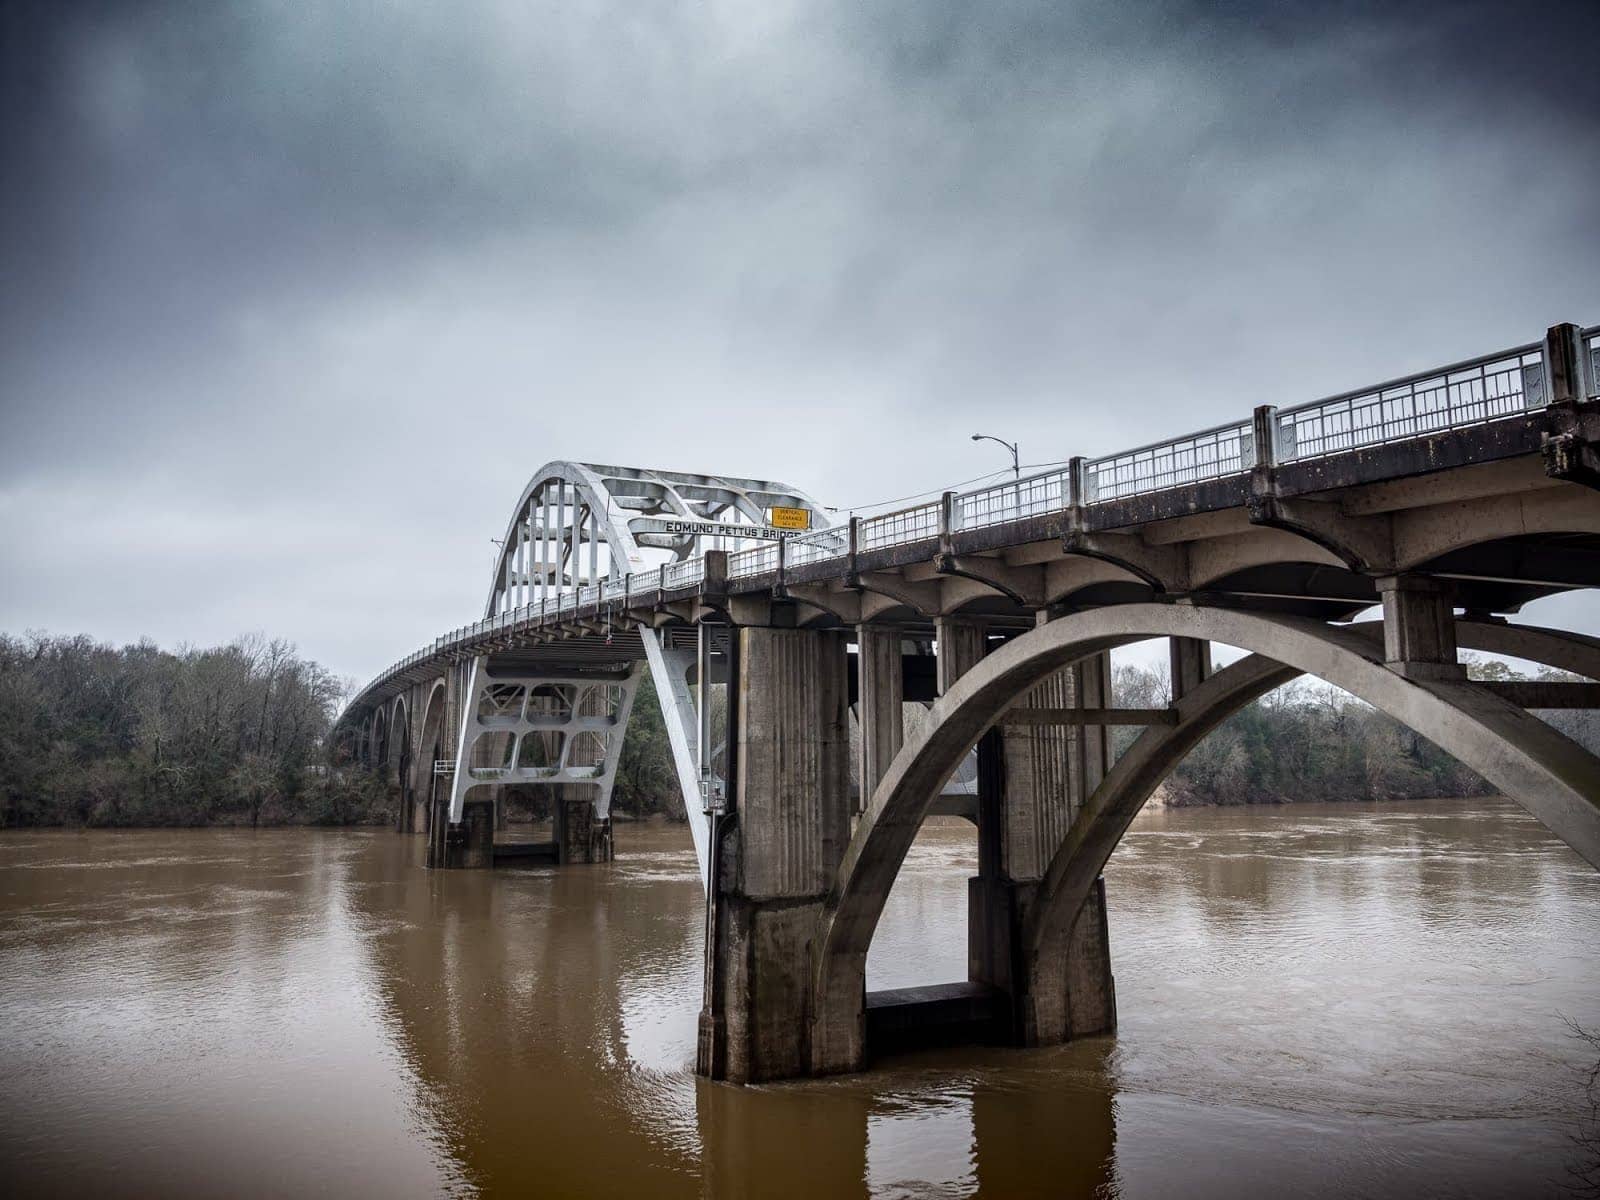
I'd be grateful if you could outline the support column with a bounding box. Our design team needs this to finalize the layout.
[1170,635,1211,699]
[935,616,987,694]
[698,626,850,1083]
[1053,645,1117,1040]
[856,625,904,812]
[1377,574,1464,681]
[975,613,1117,1047]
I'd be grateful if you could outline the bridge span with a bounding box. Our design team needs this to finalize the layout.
[339,321,1600,1082]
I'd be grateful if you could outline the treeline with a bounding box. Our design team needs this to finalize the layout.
[0,633,386,828]
[5,631,1595,828]
[1111,656,1600,807]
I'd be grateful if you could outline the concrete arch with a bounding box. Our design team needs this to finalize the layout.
[1186,530,1348,591]
[811,604,1600,1073]
[406,682,448,834]
[412,682,447,789]
[1459,620,1600,680]
[1393,486,1600,571]
[941,576,1020,614]
[1041,557,1145,606]
[371,708,389,772]
[1010,617,1600,1041]
[388,696,410,762]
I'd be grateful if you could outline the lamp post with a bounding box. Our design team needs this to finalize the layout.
[970,433,1020,480]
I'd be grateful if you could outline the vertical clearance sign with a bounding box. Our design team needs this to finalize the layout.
[767,506,811,531]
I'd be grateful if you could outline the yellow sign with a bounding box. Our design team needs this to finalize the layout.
[768,506,811,531]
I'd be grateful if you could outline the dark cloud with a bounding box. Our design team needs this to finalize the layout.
[2,0,1596,679]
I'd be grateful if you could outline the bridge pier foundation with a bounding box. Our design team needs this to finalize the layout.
[556,794,613,863]
[697,625,851,1083]
[428,797,496,869]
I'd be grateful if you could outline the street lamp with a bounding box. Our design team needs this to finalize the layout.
[971,433,1020,480]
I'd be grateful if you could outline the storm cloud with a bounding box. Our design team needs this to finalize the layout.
[2,0,1597,681]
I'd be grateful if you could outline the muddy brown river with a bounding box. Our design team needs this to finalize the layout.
[1,797,1596,1198]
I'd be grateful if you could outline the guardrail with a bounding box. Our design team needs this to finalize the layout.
[663,558,705,591]
[728,544,779,578]
[1275,342,1543,462]
[788,526,849,567]
[955,467,1070,529]
[1082,418,1254,503]
[859,503,939,550]
[345,321,1592,717]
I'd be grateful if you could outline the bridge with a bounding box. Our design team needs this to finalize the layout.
[338,321,1600,1083]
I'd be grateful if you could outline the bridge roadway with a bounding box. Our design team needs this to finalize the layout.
[340,321,1600,1082]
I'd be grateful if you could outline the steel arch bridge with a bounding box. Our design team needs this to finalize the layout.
[338,320,1600,1083]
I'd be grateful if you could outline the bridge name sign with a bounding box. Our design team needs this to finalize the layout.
[629,517,814,541]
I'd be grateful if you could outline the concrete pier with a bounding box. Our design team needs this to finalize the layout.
[429,797,495,869]
[698,625,851,1083]
[556,794,613,864]
[971,618,1116,1047]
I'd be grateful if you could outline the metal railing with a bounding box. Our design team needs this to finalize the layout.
[1276,342,1544,462]
[1082,418,1254,503]
[788,526,849,567]
[346,321,1592,719]
[858,503,939,550]
[663,558,704,591]
[956,468,1070,529]
[728,543,779,578]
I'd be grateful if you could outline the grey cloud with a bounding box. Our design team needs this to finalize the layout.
[1,0,1596,679]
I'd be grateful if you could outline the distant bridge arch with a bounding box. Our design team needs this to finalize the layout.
[458,461,833,876]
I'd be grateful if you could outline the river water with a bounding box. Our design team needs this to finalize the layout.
[1,798,1596,1198]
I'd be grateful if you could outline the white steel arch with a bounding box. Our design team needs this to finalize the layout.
[451,461,834,880]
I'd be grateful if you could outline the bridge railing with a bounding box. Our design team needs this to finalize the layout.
[728,544,779,579]
[1275,341,1544,462]
[1081,418,1254,503]
[955,467,1071,529]
[859,502,939,550]
[663,558,705,591]
[788,525,849,567]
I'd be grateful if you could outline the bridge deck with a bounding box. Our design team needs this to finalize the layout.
[343,323,1599,719]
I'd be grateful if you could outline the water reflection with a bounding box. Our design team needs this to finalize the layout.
[1,798,1596,1198]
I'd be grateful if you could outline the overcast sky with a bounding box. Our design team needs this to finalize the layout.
[2,0,1597,686]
